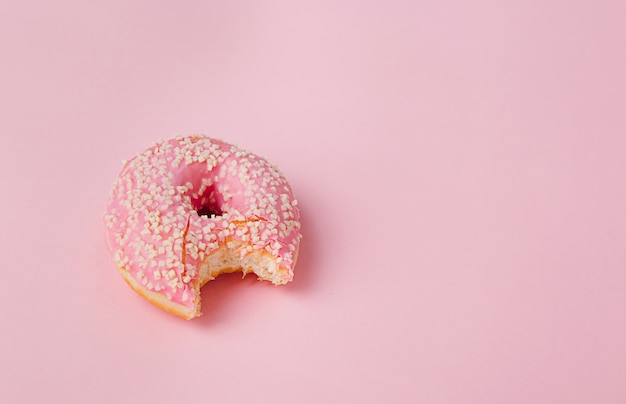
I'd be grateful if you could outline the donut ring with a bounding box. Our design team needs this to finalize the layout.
[104,135,302,319]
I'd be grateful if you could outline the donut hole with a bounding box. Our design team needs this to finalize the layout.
[191,185,224,218]
[196,205,223,218]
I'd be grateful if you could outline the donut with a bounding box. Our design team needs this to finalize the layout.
[104,135,302,319]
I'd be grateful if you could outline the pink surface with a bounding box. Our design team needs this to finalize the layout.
[1,1,625,403]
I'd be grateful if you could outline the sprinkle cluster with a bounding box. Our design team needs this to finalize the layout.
[104,136,302,308]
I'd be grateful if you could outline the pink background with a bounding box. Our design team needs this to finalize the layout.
[1,1,625,403]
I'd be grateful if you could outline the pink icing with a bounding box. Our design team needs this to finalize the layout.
[104,136,302,310]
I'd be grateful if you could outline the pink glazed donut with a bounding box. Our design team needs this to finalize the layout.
[104,135,302,319]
